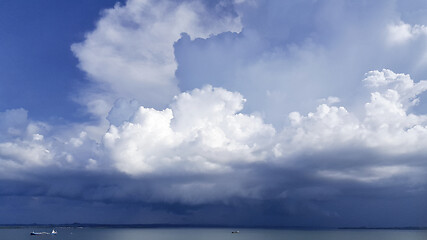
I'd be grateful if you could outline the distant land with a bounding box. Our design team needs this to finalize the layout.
[0,223,426,230]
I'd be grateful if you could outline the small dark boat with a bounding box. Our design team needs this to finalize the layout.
[232,230,240,233]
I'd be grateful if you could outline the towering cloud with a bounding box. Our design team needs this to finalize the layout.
[71,0,242,118]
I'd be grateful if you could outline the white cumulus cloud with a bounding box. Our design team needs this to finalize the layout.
[387,21,427,45]
[104,85,275,176]
[282,69,427,153]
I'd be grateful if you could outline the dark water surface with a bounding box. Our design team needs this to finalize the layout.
[1,227,427,240]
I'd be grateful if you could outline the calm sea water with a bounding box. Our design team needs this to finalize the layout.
[1,227,427,240]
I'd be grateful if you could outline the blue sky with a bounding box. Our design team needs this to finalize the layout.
[0,0,121,122]
[1,0,427,227]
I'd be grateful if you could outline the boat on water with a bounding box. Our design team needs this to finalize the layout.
[30,229,57,235]
[231,230,240,233]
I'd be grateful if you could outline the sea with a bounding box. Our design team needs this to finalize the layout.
[1,227,427,240]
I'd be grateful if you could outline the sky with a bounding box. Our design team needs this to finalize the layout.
[1,0,427,227]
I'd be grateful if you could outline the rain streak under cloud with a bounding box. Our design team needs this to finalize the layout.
[1,0,427,227]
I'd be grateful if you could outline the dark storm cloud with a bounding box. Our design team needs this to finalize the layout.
[1,147,426,226]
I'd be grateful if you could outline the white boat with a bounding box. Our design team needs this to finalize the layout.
[30,229,57,235]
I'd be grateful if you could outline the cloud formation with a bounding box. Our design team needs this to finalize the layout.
[283,69,427,155]
[0,109,52,177]
[71,0,242,118]
[2,0,427,226]
[388,21,427,45]
[104,85,275,176]
[175,0,427,127]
